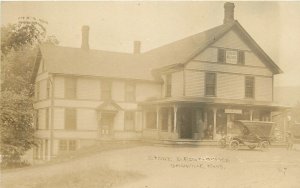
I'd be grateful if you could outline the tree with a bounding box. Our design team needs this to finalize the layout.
[0,17,58,168]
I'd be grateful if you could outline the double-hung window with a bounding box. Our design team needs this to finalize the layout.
[245,76,255,98]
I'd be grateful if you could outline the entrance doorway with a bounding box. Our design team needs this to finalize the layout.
[178,108,193,139]
[100,113,114,135]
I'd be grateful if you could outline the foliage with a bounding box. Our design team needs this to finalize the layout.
[1,17,58,167]
[0,90,35,168]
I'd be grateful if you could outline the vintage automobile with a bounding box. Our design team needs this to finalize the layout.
[219,120,275,151]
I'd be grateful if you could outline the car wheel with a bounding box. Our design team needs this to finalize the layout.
[230,140,239,150]
[260,141,269,151]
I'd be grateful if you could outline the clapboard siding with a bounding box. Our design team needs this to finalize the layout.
[77,78,100,100]
[112,80,125,101]
[54,76,65,98]
[136,82,161,101]
[245,51,265,67]
[172,71,184,97]
[194,48,218,62]
[54,76,161,102]
[212,30,250,51]
[184,70,273,101]
[53,108,64,129]
[186,61,272,76]
[39,79,48,100]
[77,109,98,130]
[255,77,273,101]
[194,47,266,68]
[38,108,47,129]
[217,74,244,99]
[185,70,205,97]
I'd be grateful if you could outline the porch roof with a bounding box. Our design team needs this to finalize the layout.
[140,97,290,110]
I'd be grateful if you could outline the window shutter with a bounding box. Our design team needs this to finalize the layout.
[165,74,172,97]
[218,49,225,63]
[238,51,245,65]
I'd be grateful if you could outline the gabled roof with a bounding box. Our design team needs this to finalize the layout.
[38,44,156,81]
[32,20,282,82]
[97,101,122,112]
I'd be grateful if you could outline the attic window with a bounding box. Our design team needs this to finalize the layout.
[218,48,245,65]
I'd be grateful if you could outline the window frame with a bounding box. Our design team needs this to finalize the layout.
[205,72,217,97]
[218,48,245,65]
[245,76,255,99]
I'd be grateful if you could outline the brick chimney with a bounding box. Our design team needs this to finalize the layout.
[133,41,141,54]
[223,2,235,24]
[81,25,89,50]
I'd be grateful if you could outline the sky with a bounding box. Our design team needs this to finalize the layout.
[1,1,300,87]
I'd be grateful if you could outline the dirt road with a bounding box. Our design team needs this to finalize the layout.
[2,145,300,188]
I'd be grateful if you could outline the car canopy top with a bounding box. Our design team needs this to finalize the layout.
[234,120,275,138]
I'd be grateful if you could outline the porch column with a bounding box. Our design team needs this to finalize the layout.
[156,106,160,130]
[250,110,253,121]
[213,108,217,140]
[168,108,172,133]
[173,105,178,133]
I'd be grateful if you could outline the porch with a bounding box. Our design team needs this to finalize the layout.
[141,98,288,142]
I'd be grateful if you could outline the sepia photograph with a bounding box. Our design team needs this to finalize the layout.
[1,1,300,188]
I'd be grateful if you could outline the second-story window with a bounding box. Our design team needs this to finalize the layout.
[205,73,216,96]
[245,76,255,98]
[65,77,77,99]
[65,108,77,130]
[125,82,136,102]
[165,74,172,97]
[101,80,112,101]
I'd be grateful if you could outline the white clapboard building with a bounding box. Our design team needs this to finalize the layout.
[32,2,286,160]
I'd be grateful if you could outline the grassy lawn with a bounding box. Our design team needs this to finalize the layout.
[1,141,145,188]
